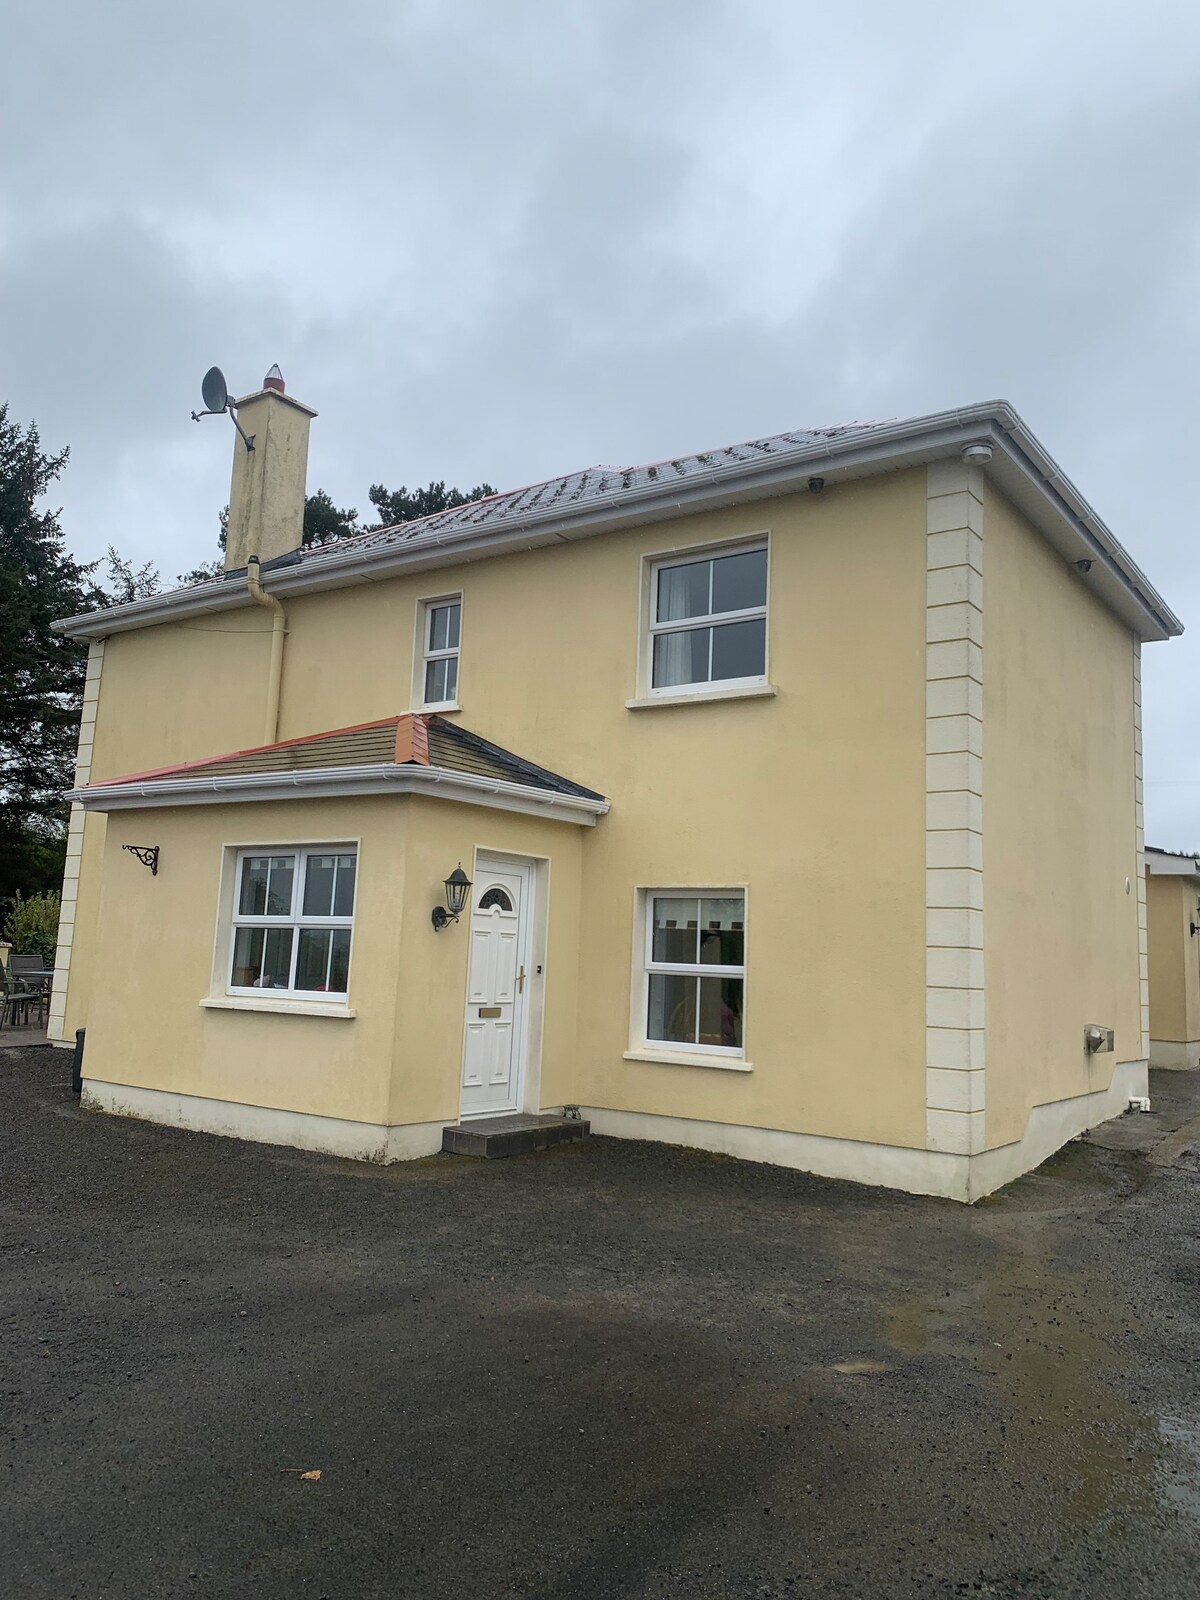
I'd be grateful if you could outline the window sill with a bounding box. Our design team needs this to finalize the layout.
[625,684,776,711]
[200,997,356,1020]
[415,702,462,715]
[623,1048,752,1073]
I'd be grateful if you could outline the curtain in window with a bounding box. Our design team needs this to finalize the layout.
[655,563,705,687]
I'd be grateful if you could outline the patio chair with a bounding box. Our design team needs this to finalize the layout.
[7,955,50,1028]
[0,967,36,1031]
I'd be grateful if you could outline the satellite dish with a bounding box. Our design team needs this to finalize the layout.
[201,366,229,413]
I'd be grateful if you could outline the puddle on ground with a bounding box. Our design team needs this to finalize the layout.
[884,1250,1164,1535]
[829,1359,891,1376]
[1159,1414,1200,1529]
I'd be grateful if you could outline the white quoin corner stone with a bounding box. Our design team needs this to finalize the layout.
[925,463,985,1156]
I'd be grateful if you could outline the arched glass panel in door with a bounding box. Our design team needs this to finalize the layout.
[478,886,514,912]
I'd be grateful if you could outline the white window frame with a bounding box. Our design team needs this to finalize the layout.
[637,887,747,1061]
[645,539,769,700]
[226,845,357,1001]
[415,593,463,711]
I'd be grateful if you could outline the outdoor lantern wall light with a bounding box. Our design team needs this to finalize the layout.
[431,864,472,931]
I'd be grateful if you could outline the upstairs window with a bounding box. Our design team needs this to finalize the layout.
[229,847,357,998]
[421,596,461,708]
[649,544,767,693]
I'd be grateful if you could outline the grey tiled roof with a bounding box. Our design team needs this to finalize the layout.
[427,718,605,801]
[308,421,886,561]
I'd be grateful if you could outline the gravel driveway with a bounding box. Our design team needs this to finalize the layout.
[3,1047,1199,1598]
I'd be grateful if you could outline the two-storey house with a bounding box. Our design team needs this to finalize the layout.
[50,376,1181,1200]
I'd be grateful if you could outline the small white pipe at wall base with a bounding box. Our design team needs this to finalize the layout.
[246,556,287,744]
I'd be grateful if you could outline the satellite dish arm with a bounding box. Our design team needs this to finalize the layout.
[190,398,254,452]
[226,401,255,454]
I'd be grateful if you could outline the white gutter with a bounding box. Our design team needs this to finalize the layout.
[66,762,609,827]
[53,401,1183,643]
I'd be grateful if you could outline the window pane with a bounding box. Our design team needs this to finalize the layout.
[700,896,745,967]
[232,926,293,988]
[652,897,699,964]
[429,602,460,652]
[295,927,332,991]
[262,927,293,987]
[332,855,357,918]
[712,549,767,614]
[239,857,269,916]
[698,976,743,1049]
[231,925,264,986]
[711,617,765,682]
[428,652,464,704]
[656,560,710,623]
[265,856,295,916]
[303,855,336,917]
[647,972,697,1044]
[328,927,351,993]
[425,657,452,704]
[652,626,710,688]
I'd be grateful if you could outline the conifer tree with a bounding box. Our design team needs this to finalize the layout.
[0,405,101,898]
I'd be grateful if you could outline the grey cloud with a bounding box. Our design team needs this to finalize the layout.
[2,0,1199,836]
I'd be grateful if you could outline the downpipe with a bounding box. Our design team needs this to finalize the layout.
[246,556,287,744]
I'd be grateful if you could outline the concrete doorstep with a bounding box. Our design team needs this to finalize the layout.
[442,1113,590,1159]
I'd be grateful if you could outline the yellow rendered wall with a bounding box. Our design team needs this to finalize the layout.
[83,796,584,1130]
[61,609,273,1042]
[86,798,409,1127]
[68,470,929,1148]
[276,472,929,1144]
[384,797,583,1126]
[1147,873,1200,1044]
[983,488,1141,1148]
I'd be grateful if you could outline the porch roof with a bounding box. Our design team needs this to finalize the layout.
[67,714,609,826]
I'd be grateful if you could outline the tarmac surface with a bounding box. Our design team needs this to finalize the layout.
[3,1046,1199,1599]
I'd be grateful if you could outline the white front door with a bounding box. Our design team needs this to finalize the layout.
[460,859,532,1119]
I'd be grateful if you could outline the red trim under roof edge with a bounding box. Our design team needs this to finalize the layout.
[95,715,411,787]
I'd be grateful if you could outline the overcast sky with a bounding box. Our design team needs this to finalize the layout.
[2,1,1198,840]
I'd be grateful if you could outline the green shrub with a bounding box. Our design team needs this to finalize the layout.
[4,890,60,966]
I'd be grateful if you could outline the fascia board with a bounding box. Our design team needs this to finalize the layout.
[1144,851,1200,877]
[50,408,1007,640]
[984,419,1181,641]
[68,763,609,826]
[53,401,1180,642]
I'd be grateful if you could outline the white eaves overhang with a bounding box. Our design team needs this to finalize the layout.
[68,762,610,828]
[1144,848,1200,878]
[53,400,1183,645]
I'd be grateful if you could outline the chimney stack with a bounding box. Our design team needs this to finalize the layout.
[223,366,317,572]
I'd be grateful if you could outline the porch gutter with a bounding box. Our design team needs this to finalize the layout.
[66,762,610,828]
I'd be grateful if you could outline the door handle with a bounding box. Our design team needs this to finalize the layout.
[517,966,526,994]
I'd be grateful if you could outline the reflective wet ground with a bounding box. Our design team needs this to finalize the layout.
[3,1049,1198,1597]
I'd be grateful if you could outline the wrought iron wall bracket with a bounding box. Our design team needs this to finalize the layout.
[122,845,160,876]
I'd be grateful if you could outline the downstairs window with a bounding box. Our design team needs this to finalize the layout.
[642,891,745,1055]
[228,847,357,999]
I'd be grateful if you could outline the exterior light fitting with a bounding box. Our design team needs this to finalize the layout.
[432,864,472,931]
